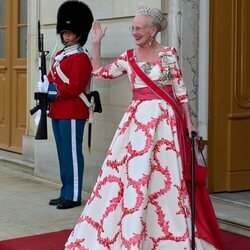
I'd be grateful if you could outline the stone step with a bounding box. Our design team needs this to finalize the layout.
[0,151,34,175]
[211,194,250,238]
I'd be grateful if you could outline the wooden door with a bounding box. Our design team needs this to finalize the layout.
[208,0,250,192]
[0,0,27,153]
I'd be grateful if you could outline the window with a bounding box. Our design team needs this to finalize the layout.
[18,0,27,58]
[0,0,6,58]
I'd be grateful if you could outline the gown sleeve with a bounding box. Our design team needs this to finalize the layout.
[166,47,189,103]
[92,52,128,79]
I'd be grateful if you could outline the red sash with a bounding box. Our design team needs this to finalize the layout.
[127,49,186,126]
[127,49,224,250]
[127,48,189,173]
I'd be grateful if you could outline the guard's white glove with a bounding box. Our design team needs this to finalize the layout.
[37,75,49,93]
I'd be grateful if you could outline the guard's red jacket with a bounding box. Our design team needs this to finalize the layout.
[47,49,92,120]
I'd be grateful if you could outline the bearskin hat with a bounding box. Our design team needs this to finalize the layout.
[56,0,93,46]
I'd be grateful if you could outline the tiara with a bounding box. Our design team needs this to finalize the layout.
[136,6,164,23]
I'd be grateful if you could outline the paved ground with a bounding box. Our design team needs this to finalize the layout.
[0,165,88,241]
[0,159,249,242]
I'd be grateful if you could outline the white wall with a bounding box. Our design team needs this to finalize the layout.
[25,0,200,194]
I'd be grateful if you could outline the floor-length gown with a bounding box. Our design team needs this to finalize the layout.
[65,47,222,250]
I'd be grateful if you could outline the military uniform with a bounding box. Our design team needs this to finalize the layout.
[45,0,93,209]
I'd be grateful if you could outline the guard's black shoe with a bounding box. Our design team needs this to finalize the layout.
[56,200,81,210]
[49,197,64,206]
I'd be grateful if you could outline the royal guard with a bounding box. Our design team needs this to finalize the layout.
[37,0,93,209]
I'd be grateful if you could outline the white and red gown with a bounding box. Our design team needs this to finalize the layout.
[65,47,224,250]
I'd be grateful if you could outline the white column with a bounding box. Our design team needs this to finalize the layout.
[168,0,200,123]
[198,0,209,140]
[167,0,182,51]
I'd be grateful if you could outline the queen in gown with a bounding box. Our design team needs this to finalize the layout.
[65,6,224,250]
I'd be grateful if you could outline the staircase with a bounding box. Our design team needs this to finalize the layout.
[211,192,250,238]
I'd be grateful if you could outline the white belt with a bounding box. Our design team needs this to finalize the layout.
[55,65,91,108]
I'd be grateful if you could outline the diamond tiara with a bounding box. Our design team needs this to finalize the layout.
[136,6,164,23]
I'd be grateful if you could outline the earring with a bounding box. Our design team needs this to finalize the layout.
[149,36,154,45]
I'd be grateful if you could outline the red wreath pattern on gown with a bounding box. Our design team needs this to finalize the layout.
[65,47,224,250]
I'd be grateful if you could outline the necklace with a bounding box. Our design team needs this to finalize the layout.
[136,42,158,63]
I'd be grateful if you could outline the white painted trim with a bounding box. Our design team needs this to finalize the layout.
[198,0,209,140]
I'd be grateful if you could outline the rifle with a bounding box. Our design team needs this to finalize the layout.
[30,20,49,140]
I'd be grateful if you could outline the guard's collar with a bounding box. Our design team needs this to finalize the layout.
[54,44,83,66]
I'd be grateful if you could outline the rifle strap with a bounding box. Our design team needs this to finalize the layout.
[55,64,91,108]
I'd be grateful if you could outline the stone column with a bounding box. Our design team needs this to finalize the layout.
[198,0,209,140]
[168,0,200,124]
[167,0,182,50]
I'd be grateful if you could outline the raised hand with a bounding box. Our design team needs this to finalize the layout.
[91,20,107,43]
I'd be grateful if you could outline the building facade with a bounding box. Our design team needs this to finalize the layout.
[0,0,249,193]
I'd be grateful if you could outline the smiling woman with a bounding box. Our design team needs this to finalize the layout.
[65,5,224,250]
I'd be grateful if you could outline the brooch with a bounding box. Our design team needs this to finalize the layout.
[141,62,153,75]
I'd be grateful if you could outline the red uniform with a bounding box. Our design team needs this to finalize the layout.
[47,49,92,119]
[44,0,94,210]
[46,45,93,205]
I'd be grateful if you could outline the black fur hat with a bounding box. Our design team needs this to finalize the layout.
[56,0,93,46]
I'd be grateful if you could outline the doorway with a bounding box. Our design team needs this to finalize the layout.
[0,0,27,153]
[209,0,250,192]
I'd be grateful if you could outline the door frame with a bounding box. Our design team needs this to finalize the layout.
[208,0,250,192]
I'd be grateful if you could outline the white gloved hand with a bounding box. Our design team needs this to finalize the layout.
[37,75,49,93]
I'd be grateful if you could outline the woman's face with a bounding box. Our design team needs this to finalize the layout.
[130,15,156,47]
[62,31,78,46]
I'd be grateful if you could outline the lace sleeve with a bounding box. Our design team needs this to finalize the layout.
[92,52,128,80]
[164,47,189,103]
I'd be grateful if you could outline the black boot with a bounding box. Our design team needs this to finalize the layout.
[56,200,81,209]
[49,197,64,206]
